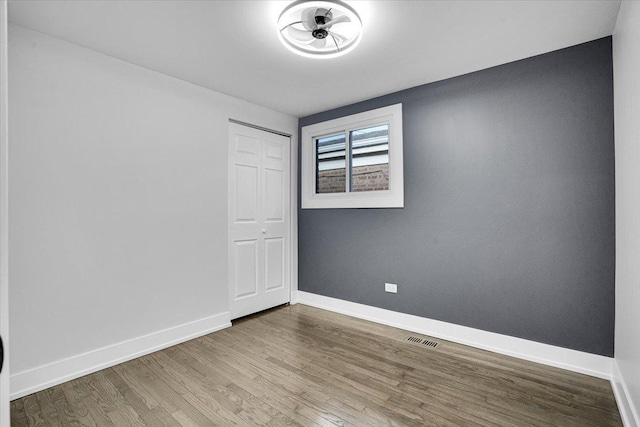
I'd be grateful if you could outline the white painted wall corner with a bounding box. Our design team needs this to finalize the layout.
[612,361,640,427]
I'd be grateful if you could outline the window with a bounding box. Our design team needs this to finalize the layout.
[302,104,403,208]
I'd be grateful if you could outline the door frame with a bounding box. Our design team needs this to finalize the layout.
[1,0,11,422]
[227,119,297,319]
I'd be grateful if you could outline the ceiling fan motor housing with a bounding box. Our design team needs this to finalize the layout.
[315,8,332,25]
[312,29,328,39]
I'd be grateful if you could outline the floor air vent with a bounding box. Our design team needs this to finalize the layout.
[405,335,439,349]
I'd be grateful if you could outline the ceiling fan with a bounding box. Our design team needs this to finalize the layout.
[277,1,362,58]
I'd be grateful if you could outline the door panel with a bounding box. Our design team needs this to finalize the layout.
[235,133,259,156]
[265,140,283,160]
[265,168,283,221]
[234,165,258,222]
[233,240,258,298]
[265,238,284,291]
[228,123,290,319]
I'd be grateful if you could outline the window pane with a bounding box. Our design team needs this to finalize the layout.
[350,124,389,192]
[316,133,346,193]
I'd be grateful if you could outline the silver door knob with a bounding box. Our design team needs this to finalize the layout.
[262,229,266,234]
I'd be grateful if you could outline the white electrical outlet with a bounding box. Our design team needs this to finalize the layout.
[385,283,398,293]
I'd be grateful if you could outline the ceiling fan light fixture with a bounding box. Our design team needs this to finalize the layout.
[277,0,362,59]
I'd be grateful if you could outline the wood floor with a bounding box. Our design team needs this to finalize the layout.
[10,304,622,426]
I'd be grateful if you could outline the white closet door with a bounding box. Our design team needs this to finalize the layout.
[228,122,290,320]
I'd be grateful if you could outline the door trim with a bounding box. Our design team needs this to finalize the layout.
[229,118,292,138]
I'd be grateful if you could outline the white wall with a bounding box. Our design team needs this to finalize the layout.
[0,1,10,424]
[8,24,296,398]
[613,2,640,425]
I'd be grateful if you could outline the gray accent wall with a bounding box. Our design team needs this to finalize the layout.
[298,37,615,357]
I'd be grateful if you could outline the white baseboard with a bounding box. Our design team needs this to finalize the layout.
[612,360,640,427]
[293,291,613,379]
[10,312,231,400]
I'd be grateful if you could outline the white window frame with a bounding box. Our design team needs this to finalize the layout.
[301,104,404,209]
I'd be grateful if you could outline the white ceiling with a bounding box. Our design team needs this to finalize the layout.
[8,0,621,117]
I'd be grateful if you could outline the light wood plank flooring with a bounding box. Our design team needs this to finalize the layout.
[11,304,622,426]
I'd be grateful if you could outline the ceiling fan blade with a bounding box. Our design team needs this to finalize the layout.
[310,38,327,49]
[287,26,315,42]
[301,7,319,30]
[318,15,351,29]
[327,30,347,43]
[329,34,341,51]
